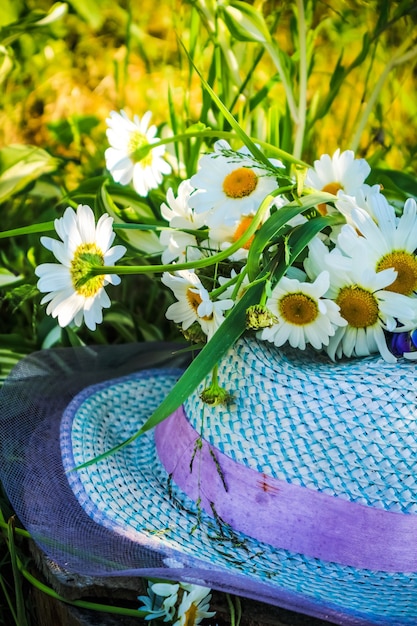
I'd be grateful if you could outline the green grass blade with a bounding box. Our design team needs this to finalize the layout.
[74,278,266,470]
[247,192,339,280]
[7,519,29,626]
[178,39,285,170]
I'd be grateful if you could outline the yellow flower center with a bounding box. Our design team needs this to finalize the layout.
[336,285,379,328]
[233,215,256,249]
[183,603,198,626]
[127,130,153,166]
[279,293,318,325]
[223,167,258,199]
[70,243,105,297]
[376,250,417,295]
[318,181,343,215]
[186,288,213,320]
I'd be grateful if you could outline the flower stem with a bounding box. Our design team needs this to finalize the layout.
[134,129,309,168]
[90,187,293,277]
[263,40,299,125]
[293,0,308,160]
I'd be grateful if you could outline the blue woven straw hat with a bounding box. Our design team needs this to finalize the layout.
[1,338,417,626]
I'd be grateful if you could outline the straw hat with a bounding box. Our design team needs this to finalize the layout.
[1,338,417,625]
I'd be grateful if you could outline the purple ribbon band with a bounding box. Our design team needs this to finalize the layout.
[155,407,417,572]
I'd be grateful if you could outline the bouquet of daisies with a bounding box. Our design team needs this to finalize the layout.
[35,109,417,373]
[2,0,417,419]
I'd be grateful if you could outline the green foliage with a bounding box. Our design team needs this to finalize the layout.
[0,0,415,392]
[0,145,60,203]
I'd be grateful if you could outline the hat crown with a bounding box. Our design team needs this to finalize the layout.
[184,337,417,513]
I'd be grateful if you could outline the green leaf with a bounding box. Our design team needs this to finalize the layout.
[74,279,266,469]
[247,192,339,280]
[137,281,265,433]
[179,40,280,170]
[0,220,55,239]
[220,1,271,43]
[0,335,34,384]
[367,168,417,202]
[65,0,104,30]
[0,268,23,287]
[0,0,22,27]
[0,3,67,46]
[99,185,163,254]
[47,115,99,147]
[0,145,60,204]
[283,214,340,267]
[0,45,13,85]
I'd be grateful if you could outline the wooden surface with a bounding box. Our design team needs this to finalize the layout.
[28,541,338,626]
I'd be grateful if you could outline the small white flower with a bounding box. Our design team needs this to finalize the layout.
[335,183,388,225]
[138,581,179,621]
[189,140,281,227]
[160,180,205,264]
[105,110,171,196]
[35,204,126,331]
[305,149,371,216]
[260,272,346,351]
[218,269,250,301]
[162,270,233,340]
[173,585,216,626]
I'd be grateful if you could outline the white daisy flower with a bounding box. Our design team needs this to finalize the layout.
[201,185,288,262]
[260,272,346,351]
[137,581,179,621]
[208,211,268,261]
[162,270,233,340]
[335,183,388,225]
[337,198,417,297]
[305,237,417,362]
[105,110,171,196]
[189,139,281,227]
[160,180,206,264]
[173,584,215,626]
[305,149,371,216]
[218,268,250,301]
[35,205,126,331]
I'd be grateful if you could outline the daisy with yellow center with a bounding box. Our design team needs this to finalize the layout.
[162,270,233,341]
[205,195,288,262]
[305,237,417,362]
[208,212,266,262]
[35,205,126,331]
[334,183,389,227]
[105,110,171,197]
[337,199,417,297]
[305,149,371,216]
[189,139,283,228]
[260,272,346,351]
[137,582,215,625]
[173,584,215,626]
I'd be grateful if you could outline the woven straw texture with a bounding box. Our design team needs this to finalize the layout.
[1,339,417,625]
[60,338,417,625]
[185,338,417,513]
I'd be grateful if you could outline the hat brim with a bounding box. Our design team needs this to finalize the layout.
[1,342,416,626]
